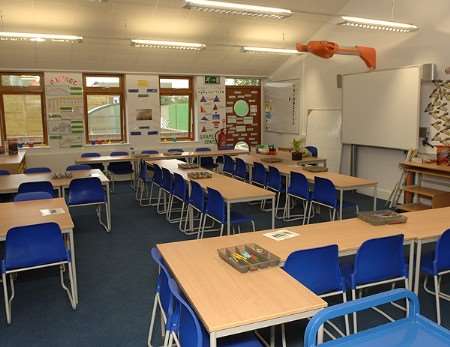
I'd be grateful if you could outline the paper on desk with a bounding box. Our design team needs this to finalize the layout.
[40,208,65,216]
[263,229,298,241]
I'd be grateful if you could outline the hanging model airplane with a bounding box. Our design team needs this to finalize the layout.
[296,41,377,70]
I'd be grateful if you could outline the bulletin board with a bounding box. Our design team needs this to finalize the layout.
[264,80,300,134]
[45,72,84,148]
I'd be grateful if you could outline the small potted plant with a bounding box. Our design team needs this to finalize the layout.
[291,137,305,161]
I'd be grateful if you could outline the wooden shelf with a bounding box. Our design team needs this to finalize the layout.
[396,203,431,212]
[402,185,447,198]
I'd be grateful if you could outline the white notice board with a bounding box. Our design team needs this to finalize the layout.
[264,80,300,134]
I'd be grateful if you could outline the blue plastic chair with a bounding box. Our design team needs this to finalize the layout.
[168,148,183,153]
[18,181,56,197]
[222,155,235,176]
[142,150,159,155]
[420,228,450,325]
[136,160,152,206]
[81,152,105,171]
[166,278,263,347]
[147,247,173,347]
[341,234,408,333]
[304,289,450,347]
[283,245,349,342]
[306,146,318,157]
[184,181,207,237]
[24,167,51,174]
[107,151,134,191]
[14,192,53,202]
[167,173,189,225]
[285,172,311,224]
[0,169,10,175]
[157,168,174,215]
[147,164,163,208]
[67,177,110,231]
[264,166,286,219]
[251,162,267,187]
[195,147,217,171]
[66,164,91,171]
[307,177,358,223]
[234,157,249,181]
[199,188,255,239]
[1,222,76,324]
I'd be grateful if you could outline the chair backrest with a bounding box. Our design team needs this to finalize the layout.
[24,167,51,174]
[66,164,91,171]
[168,148,183,153]
[267,166,282,191]
[81,152,101,158]
[234,158,248,179]
[435,228,450,273]
[252,162,267,186]
[4,222,68,271]
[139,160,148,180]
[223,155,235,174]
[352,234,406,286]
[151,248,173,317]
[18,181,54,196]
[205,187,225,222]
[289,172,310,199]
[189,181,205,211]
[0,169,10,176]
[161,168,174,191]
[14,192,53,202]
[110,151,128,156]
[284,245,344,295]
[312,177,337,208]
[152,164,163,185]
[306,146,318,157]
[173,173,187,200]
[68,177,104,205]
[168,278,204,347]
[195,147,211,152]
[141,150,159,155]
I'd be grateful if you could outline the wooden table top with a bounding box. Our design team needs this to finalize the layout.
[139,149,248,160]
[0,169,109,193]
[238,154,376,189]
[158,240,326,333]
[400,161,450,174]
[0,198,74,239]
[76,155,133,164]
[0,151,26,165]
[148,159,275,202]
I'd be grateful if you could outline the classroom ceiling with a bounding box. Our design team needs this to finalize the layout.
[0,0,351,76]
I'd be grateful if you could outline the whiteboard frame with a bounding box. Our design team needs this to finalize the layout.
[341,64,422,151]
[263,78,300,135]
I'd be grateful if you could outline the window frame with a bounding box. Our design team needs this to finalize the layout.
[83,73,126,144]
[0,71,48,145]
[159,75,195,141]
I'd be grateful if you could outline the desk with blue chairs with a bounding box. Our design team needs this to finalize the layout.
[0,198,79,305]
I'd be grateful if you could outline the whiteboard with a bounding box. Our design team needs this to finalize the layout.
[306,110,342,172]
[342,67,421,150]
[264,80,300,134]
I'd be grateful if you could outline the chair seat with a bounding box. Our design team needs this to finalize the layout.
[218,332,263,347]
[229,211,253,225]
[420,252,437,276]
[287,188,311,201]
[109,167,134,175]
[69,192,106,206]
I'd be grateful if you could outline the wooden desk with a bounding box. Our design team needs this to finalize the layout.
[158,241,326,347]
[147,159,276,234]
[0,151,26,173]
[237,152,326,167]
[238,154,378,219]
[0,170,111,231]
[0,198,79,304]
[136,149,248,161]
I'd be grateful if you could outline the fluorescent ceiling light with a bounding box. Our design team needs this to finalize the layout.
[242,46,300,55]
[184,0,292,19]
[131,39,206,50]
[0,32,83,42]
[338,16,418,32]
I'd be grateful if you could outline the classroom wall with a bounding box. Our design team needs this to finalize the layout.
[264,0,450,199]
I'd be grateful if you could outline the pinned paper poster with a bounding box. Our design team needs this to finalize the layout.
[138,80,149,88]
[250,105,258,113]
[200,106,207,113]
[212,112,220,120]
[243,117,253,125]
[40,208,65,216]
[201,96,207,102]
[213,104,218,111]
[214,95,220,102]
[236,125,246,132]
[263,229,299,241]
[228,116,237,124]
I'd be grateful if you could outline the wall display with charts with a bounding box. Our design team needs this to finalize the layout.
[126,75,161,146]
[196,76,226,145]
[45,72,84,148]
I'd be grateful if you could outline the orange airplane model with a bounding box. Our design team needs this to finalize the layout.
[296,41,376,70]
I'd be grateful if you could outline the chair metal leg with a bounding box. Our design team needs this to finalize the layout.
[434,275,441,324]
[148,293,160,347]
[2,272,11,324]
[343,292,350,336]
[307,202,314,224]
[281,323,287,347]
[219,224,224,237]
[352,289,357,333]
[251,220,255,232]
[178,202,186,232]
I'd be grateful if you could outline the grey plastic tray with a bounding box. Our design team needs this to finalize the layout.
[358,210,408,225]
[218,243,280,273]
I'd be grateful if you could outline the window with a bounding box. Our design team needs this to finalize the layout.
[225,78,261,86]
[160,76,194,141]
[0,72,46,145]
[83,74,125,143]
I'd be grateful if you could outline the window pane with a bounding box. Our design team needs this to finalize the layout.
[160,78,190,89]
[86,76,120,88]
[1,74,41,87]
[87,95,122,141]
[3,94,43,142]
[160,95,190,138]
